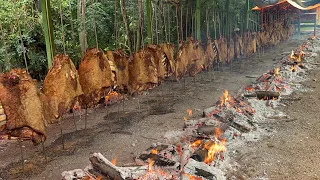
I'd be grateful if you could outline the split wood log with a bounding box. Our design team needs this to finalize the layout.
[202,107,219,117]
[244,91,280,100]
[196,124,229,136]
[137,153,176,167]
[89,156,125,180]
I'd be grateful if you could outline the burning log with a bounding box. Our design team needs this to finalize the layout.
[41,54,83,123]
[78,48,113,107]
[244,91,280,100]
[136,153,177,167]
[89,156,125,180]
[106,50,129,91]
[196,125,229,136]
[0,69,46,144]
[128,47,158,93]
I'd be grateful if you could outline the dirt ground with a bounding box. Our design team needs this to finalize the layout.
[227,55,320,180]
[0,36,317,180]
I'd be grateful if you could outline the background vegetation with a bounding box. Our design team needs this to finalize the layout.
[0,0,259,80]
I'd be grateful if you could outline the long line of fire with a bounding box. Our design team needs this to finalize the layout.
[62,36,319,180]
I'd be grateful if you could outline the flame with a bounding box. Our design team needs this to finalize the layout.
[290,50,296,60]
[187,109,193,117]
[274,67,279,76]
[148,159,155,171]
[190,139,202,148]
[220,90,231,106]
[203,139,226,164]
[184,117,187,121]
[111,159,117,165]
[290,65,297,72]
[151,149,158,154]
[312,36,316,40]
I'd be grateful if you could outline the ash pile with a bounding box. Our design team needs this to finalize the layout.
[62,36,320,180]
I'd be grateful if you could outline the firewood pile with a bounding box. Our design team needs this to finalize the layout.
[61,37,319,180]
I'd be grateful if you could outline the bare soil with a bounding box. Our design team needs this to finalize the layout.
[227,55,320,180]
[0,37,315,180]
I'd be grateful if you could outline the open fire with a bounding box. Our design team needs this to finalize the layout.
[61,37,318,180]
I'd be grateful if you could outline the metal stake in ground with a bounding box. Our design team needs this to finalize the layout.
[18,136,24,174]
[72,109,77,131]
[41,137,48,163]
[59,117,65,150]
[85,108,88,130]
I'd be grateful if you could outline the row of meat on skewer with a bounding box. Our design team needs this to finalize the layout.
[0,21,294,144]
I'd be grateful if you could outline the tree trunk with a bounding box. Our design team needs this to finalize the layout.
[225,0,230,37]
[120,0,132,52]
[195,0,201,41]
[78,0,87,56]
[244,0,249,32]
[136,0,143,51]
[159,1,166,42]
[146,0,152,44]
[175,5,179,44]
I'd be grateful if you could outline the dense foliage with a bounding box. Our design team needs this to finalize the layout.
[0,0,257,80]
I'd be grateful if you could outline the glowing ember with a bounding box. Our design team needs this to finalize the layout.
[151,149,158,154]
[290,65,297,72]
[183,173,202,180]
[190,139,202,148]
[187,109,193,117]
[245,87,254,92]
[274,67,280,76]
